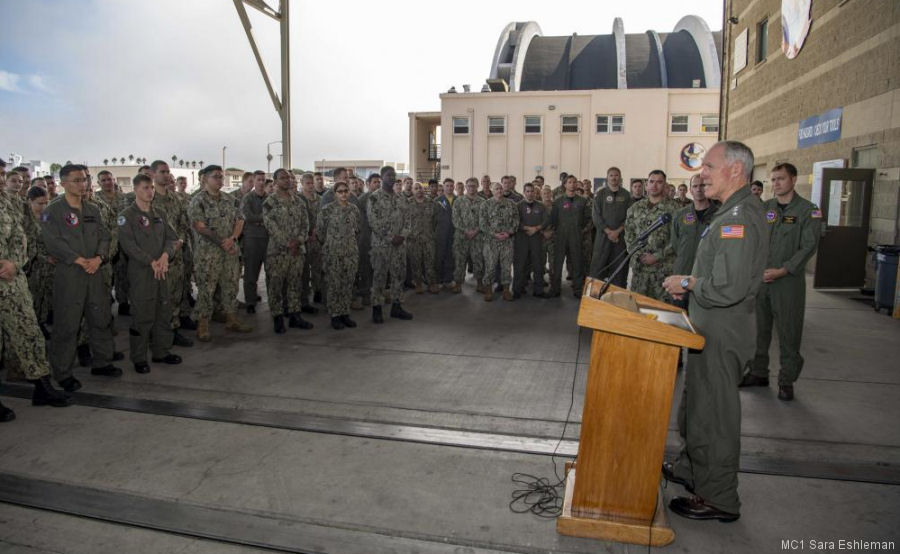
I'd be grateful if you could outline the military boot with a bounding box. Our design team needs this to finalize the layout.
[273,315,286,334]
[390,302,413,320]
[76,344,92,367]
[415,282,424,294]
[196,318,212,342]
[225,312,253,333]
[483,289,493,302]
[450,283,462,294]
[372,305,384,324]
[502,287,514,301]
[0,400,15,422]
[29,376,70,407]
[428,284,440,294]
[288,313,313,330]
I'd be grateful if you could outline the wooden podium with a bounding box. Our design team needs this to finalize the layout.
[556,278,705,547]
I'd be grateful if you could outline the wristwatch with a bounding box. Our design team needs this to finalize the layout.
[680,277,691,290]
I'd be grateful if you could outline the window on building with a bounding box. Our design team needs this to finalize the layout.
[701,115,719,134]
[452,116,470,135]
[757,18,768,63]
[595,114,625,134]
[524,115,542,134]
[561,115,580,133]
[488,116,506,134]
[670,115,689,133]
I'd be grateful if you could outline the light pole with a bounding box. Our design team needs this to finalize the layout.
[222,146,227,169]
[266,140,282,174]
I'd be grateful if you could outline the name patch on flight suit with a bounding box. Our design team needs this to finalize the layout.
[153,217,163,224]
[64,213,79,226]
[83,216,97,223]
[782,215,797,224]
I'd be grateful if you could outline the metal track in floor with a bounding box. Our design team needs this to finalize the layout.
[0,472,547,554]
[2,384,899,485]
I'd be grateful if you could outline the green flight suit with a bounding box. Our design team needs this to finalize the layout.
[548,193,589,295]
[240,191,269,307]
[589,186,633,285]
[513,199,548,295]
[41,196,115,380]
[671,202,719,310]
[749,194,822,385]
[671,184,767,515]
[117,204,178,364]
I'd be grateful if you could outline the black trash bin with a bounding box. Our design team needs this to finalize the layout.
[872,245,900,313]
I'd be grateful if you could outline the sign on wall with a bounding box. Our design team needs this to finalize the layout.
[733,28,748,74]
[782,0,813,60]
[797,108,842,149]
[680,143,706,171]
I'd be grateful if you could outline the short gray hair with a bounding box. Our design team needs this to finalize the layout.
[716,140,754,182]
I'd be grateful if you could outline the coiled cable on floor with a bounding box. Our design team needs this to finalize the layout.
[509,326,585,518]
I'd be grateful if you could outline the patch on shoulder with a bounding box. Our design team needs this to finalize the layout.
[720,224,745,239]
[811,206,822,219]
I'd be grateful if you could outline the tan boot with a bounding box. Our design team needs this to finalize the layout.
[196,318,211,342]
[483,289,493,302]
[502,287,514,301]
[450,283,462,294]
[415,281,424,294]
[428,284,440,294]
[225,312,253,333]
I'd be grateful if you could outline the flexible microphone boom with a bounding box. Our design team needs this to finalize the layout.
[634,212,673,243]
[596,212,673,298]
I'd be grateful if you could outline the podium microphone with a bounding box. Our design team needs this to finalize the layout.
[597,212,673,298]
[634,213,673,243]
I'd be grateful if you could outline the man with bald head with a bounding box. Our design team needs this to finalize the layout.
[662,141,767,523]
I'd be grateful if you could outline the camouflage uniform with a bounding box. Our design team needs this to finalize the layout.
[479,198,519,287]
[41,196,115,381]
[451,194,485,285]
[97,190,130,304]
[367,188,410,305]
[88,198,118,291]
[407,197,437,286]
[0,190,52,380]
[300,192,324,307]
[316,202,360,316]
[117,203,177,364]
[262,192,308,317]
[624,197,678,301]
[25,210,55,324]
[189,190,243,319]
[152,189,190,328]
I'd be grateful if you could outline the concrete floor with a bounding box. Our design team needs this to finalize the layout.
[0,276,898,553]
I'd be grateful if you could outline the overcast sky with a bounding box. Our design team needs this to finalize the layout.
[0,0,722,172]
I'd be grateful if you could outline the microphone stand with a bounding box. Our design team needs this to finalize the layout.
[597,237,648,298]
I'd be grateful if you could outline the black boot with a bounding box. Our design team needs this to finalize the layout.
[173,331,194,347]
[340,315,357,328]
[0,400,15,422]
[179,316,198,330]
[288,313,313,330]
[76,343,92,367]
[300,304,318,315]
[118,302,131,316]
[273,315,286,334]
[331,316,345,330]
[390,302,413,320]
[29,376,71,407]
[372,305,384,324]
[313,291,323,304]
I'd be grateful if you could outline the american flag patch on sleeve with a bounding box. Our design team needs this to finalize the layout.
[720,225,745,239]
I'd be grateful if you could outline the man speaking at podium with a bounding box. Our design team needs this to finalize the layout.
[661,141,767,522]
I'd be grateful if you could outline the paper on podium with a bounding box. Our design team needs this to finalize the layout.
[638,308,693,332]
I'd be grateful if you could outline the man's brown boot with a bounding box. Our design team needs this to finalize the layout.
[196,318,211,342]
[428,284,440,294]
[484,289,493,302]
[502,287,514,301]
[415,281,424,294]
[225,312,253,333]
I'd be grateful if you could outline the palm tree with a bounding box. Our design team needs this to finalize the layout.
[103,158,109,165]
[128,154,134,163]
[119,157,125,165]
[190,161,196,168]
[179,159,184,168]
[171,155,177,166]
[199,160,204,167]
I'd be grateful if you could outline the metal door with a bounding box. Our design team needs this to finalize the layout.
[813,168,875,288]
